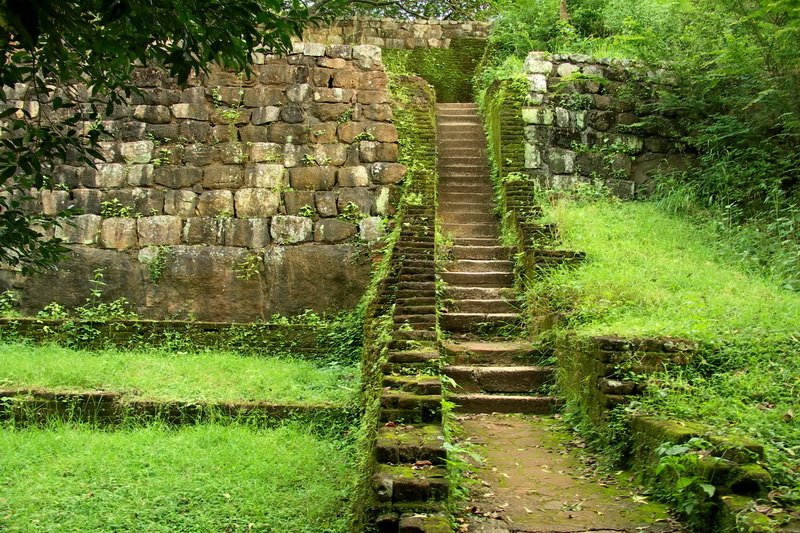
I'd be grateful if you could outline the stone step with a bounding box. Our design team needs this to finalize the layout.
[439,271,513,287]
[440,286,516,301]
[450,246,514,260]
[438,148,486,157]
[446,393,560,414]
[442,224,499,239]
[439,313,521,332]
[387,350,441,364]
[394,305,436,315]
[439,212,498,225]
[441,259,514,273]
[438,140,487,150]
[453,237,502,247]
[395,297,435,307]
[444,341,550,366]
[397,281,435,291]
[372,464,448,503]
[383,375,442,396]
[442,365,555,394]
[375,424,447,465]
[439,170,491,179]
[392,330,437,342]
[437,191,493,201]
[441,299,519,314]
[441,202,493,213]
[396,290,435,299]
[394,314,437,324]
[438,182,493,191]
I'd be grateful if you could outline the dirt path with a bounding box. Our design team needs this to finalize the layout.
[452,414,688,533]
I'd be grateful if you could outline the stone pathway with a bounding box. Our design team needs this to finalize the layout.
[452,414,687,533]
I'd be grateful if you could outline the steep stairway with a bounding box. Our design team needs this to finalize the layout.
[435,103,558,415]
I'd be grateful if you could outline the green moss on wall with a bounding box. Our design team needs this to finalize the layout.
[383,39,487,103]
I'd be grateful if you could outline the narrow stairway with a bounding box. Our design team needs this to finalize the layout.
[435,103,557,414]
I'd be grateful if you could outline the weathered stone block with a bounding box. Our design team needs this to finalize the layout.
[266,123,309,144]
[153,166,203,188]
[317,57,348,69]
[179,87,206,105]
[237,125,269,143]
[171,103,209,121]
[548,149,575,174]
[243,87,282,107]
[359,216,385,241]
[279,105,304,123]
[315,191,337,217]
[138,215,182,246]
[132,188,165,215]
[164,190,198,217]
[524,54,553,74]
[525,145,542,169]
[284,191,316,215]
[362,104,393,121]
[72,189,104,214]
[337,121,365,143]
[304,42,326,56]
[369,162,406,185]
[289,166,336,191]
[121,141,155,164]
[522,107,554,125]
[338,187,374,216]
[251,106,281,126]
[367,123,398,143]
[183,217,221,245]
[197,190,234,217]
[259,65,296,85]
[86,164,127,188]
[249,142,283,163]
[203,165,244,189]
[133,105,171,124]
[55,214,102,245]
[100,217,138,249]
[40,190,70,216]
[183,144,216,167]
[326,44,352,59]
[312,103,352,122]
[234,188,280,218]
[530,73,548,93]
[313,88,350,103]
[216,143,247,165]
[244,163,286,188]
[314,219,357,243]
[179,120,212,142]
[270,215,312,244]
[222,218,271,248]
[337,166,369,187]
[352,44,382,69]
[589,110,616,131]
[557,63,580,77]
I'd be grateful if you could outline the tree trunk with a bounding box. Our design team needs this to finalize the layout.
[560,0,569,20]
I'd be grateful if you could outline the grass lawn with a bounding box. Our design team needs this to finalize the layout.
[0,422,354,532]
[0,343,357,405]
[536,198,800,485]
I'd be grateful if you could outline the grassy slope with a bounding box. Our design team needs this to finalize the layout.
[537,199,800,484]
[0,422,353,532]
[0,343,356,405]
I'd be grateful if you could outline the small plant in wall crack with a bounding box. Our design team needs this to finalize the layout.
[146,245,171,283]
[338,202,366,223]
[236,252,262,281]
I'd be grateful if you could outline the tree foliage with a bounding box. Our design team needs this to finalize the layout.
[0,0,315,272]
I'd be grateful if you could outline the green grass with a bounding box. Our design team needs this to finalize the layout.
[0,421,353,532]
[0,343,356,405]
[535,198,800,486]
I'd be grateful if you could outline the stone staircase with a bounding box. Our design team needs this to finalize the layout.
[435,103,558,415]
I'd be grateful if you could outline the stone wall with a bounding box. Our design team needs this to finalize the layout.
[1,43,406,322]
[303,18,490,49]
[518,52,692,197]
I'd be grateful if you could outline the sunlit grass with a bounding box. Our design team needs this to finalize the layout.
[0,343,357,405]
[0,421,353,532]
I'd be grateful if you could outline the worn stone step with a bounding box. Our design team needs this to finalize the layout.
[442,224,499,239]
[440,212,498,225]
[446,393,560,414]
[398,266,434,276]
[441,259,514,273]
[439,271,514,287]
[396,290,436,299]
[450,246,514,260]
[439,202,491,213]
[394,305,436,315]
[453,237,502,247]
[441,340,550,364]
[372,463,448,504]
[398,274,435,283]
[440,286,516,301]
[439,171,491,180]
[395,297,435,307]
[383,375,442,396]
[387,350,441,364]
[438,191,493,201]
[397,281,435,291]
[439,313,522,332]
[441,366,554,394]
[442,299,519,314]
[375,424,447,465]
[392,330,437,342]
[394,314,437,324]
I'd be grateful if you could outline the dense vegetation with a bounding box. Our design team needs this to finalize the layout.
[481,0,800,290]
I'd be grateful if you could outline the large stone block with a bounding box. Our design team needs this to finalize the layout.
[216,143,248,165]
[137,215,182,246]
[164,190,198,217]
[234,188,280,218]
[314,219,357,243]
[127,164,154,187]
[338,187,374,216]
[312,102,352,123]
[362,104,393,122]
[179,121,212,142]
[314,144,348,166]
[245,163,286,188]
[315,191,337,217]
[337,166,369,187]
[40,190,70,216]
[337,121,365,143]
[270,215,313,244]
[243,87,283,107]
[284,191,316,215]
[359,216,386,242]
[100,217,138,249]
[252,106,281,125]
[133,105,172,124]
[352,44,382,69]
[85,164,127,188]
[548,149,575,174]
[289,166,336,191]
[132,188,165,215]
[203,165,244,189]
[369,162,406,185]
[55,214,102,245]
[72,189,104,214]
[522,107,554,125]
[171,103,209,120]
[121,141,155,164]
[183,217,221,245]
[197,190,234,217]
[266,123,309,144]
[366,122,398,142]
[222,218,271,248]
[153,166,203,188]
[249,142,283,163]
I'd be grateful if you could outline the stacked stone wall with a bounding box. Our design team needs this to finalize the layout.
[1,43,406,322]
[303,18,490,49]
[518,52,692,197]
